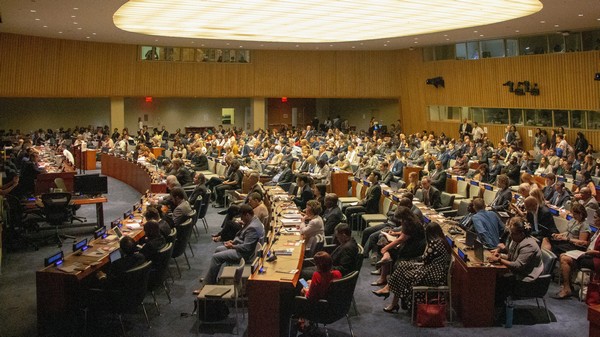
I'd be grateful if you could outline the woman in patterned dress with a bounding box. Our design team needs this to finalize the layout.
[383,222,452,312]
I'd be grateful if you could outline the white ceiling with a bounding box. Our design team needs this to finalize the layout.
[0,0,599,50]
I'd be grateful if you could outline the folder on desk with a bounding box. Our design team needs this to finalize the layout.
[282,213,303,219]
[281,218,302,226]
[205,287,231,298]
[274,248,294,255]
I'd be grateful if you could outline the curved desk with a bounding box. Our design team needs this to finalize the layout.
[100,153,166,194]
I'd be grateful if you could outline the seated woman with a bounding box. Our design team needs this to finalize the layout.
[405,171,421,195]
[473,163,491,184]
[550,203,591,256]
[300,200,325,250]
[375,222,451,312]
[212,204,242,242]
[535,157,553,176]
[139,220,167,264]
[312,183,327,211]
[292,175,314,210]
[555,209,600,299]
[370,207,425,288]
[294,251,342,333]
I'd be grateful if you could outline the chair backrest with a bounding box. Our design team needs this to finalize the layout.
[415,189,423,201]
[541,248,557,276]
[356,183,364,199]
[354,244,364,273]
[456,180,469,198]
[469,184,481,200]
[208,158,216,173]
[382,198,393,215]
[148,243,174,290]
[483,189,497,206]
[456,200,470,217]
[118,260,153,310]
[167,227,177,243]
[189,209,198,225]
[288,182,297,194]
[233,258,246,296]
[307,234,325,258]
[440,192,454,208]
[41,192,72,224]
[319,271,360,324]
[553,216,569,233]
[54,177,67,192]
[172,218,193,258]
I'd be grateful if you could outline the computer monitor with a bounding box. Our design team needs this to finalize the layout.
[465,230,477,248]
[111,218,122,229]
[74,174,108,196]
[473,239,484,262]
[113,226,124,240]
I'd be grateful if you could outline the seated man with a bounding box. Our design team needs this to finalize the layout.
[548,181,571,208]
[344,171,381,225]
[301,223,359,280]
[203,204,264,285]
[144,206,171,238]
[418,176,442,209]
[487,174,512,213]
[428,160,447,192]
[322,193,343,236]
[170,187,192,227]
[488,217,544,305]
[247,192,269,230]
[471,198,505,249]
[188,172,209,206]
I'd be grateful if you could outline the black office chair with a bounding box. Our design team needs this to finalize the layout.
[289,271,359,337]
[40,192,76,247]
[84,260,153,336]
[147,242,174,314]
[197,192,211,233]
[171,218,194,278]
[508,248,557,323]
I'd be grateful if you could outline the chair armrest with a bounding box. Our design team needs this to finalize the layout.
[434,206,453,212]
[440,210,458,218]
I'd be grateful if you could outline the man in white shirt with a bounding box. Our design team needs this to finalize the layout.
[61,145,75,166]
[472,122,485,142]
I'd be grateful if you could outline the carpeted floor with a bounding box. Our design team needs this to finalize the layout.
[0,170,590,337]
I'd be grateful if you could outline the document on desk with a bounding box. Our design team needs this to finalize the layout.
[274,248,294,255]
[276,268,299,274]
[125,223,141,230]
[565,250,585,260]
[282,213,303,219]
[281,218,302,227]
[57,262,84,273]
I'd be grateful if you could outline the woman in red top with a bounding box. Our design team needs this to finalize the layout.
[303,251,342,300]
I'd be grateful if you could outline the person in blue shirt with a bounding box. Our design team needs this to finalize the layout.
[471,198,505,249]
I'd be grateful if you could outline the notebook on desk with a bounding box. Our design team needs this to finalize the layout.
[205,287,231,297]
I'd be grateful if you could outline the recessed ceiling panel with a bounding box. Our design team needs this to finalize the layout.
[113,0,543,43]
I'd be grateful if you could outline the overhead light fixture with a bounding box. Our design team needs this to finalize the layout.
[426,77,445,88]
[595,73,600,81]
[113,0,543,43]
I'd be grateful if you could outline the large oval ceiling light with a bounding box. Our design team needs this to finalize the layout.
[113,0,542,43]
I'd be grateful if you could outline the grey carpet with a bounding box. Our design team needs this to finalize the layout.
[0,171,590,337]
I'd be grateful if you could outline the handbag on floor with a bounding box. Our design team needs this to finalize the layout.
[586,280,600,306]
[416,292,446,327]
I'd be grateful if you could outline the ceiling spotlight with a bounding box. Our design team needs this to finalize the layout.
[594,73,600,81]
[426,77,445,88]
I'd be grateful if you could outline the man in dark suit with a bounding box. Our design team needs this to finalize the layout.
[488,174,512,212]
[429,160,447,192]
[389,153,404,181]
[322,193,343,236]
[379,161,393,186]
[459,118,473,140]
[419,176,442,209]
[524,196,558,249]
[188,172,209,206]
[502,156,520,186]
[344,171,382,220]
[542,173,557,201]
[301,222,359,280]
[292,175,314,209]
[549,182,571,208]
[488,154,503,183]
[190,148,209,171]
[317,145,329,163]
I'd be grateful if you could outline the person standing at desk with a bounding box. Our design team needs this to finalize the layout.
[203,204,264,285]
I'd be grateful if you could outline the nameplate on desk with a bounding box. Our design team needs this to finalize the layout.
[549,208,559,216]
[273,248,294,255]
[470,180,479,186]
[457,248,469,262]
[445,235,455,248]
[457,176,466,181]
[484,184,493,191]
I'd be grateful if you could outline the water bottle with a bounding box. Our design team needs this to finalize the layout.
[505,299,514,328]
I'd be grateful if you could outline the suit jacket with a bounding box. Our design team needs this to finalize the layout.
[278,168,295,184]
[293,185,314,209]
[459,123,473,136]
[173,200,193,226]
[189,184,209,206]
[549,191,570,208]
[362,183,382,214]
[526,206,558,240]
[420,186,442,209]
[429,169,447,192]
[503,163,520,185]
[232,217,265,262]
[490,187,512,212]
[322,206,343,236]
[390,159,404,177]
[380,170,393,186]
[191,154,208,171]
[317,152,329,163]
[331,238,359,276]
[542,185,556,201]
[506,236,543,282]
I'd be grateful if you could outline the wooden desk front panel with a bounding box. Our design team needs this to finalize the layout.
[101,154,162,194]
[331,171,352,197]
[83,150,97,171]
[35,171,75,195]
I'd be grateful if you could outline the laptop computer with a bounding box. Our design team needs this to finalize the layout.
[114,226,124,240]
[109,249,122,263]
[465,230,477,248]
[473,239,484,262]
